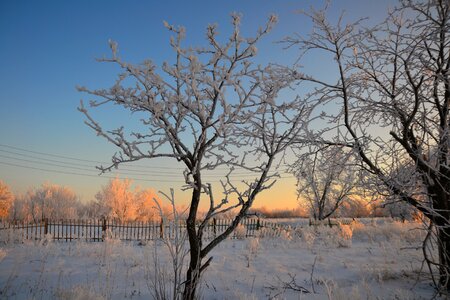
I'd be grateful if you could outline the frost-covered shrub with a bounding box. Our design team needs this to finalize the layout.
[247,237,260,256]
[315,225,353,248]
[103,228,121,245]
[351,220,423,244]
[0,247,6,262]
[349,221,366,238]
[257,225,280,238]
[39,233,53,246]
[384,221,425,244]
[243,237,260,268]
[379,221,404,240]
[337,225,353,248]
[401,225,426,244]
[320,226,340,247]
[296,227,316,248]
[0,228,24,244]
[279,227,293,241]
[234,223,247,239]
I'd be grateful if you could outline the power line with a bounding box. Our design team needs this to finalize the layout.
[0,154,180,177]
[0,161,184,183]
[0,150,247,176]
[0,149,289,178]
[0,143,293,176]
[0,143,180,169]
[0,160,294,183]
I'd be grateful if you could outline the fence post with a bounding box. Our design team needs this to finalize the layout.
[160,218,164,239]
[328,218,332,227]
[213,218,217,237]
[102,217,107,241]
[257,217,261,230]
[44,218,48,235]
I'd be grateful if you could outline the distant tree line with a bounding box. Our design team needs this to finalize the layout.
[0,179,418,222]
[0,179,168,222]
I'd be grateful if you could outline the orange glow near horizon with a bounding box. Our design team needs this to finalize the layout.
[1,173,301,214]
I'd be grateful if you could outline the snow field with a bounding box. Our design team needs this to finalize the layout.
[0,220,438,299]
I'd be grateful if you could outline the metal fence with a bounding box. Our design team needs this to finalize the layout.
[0,218,290,242]
[0,217,355,242]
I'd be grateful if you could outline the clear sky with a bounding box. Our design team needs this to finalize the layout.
[0,0,395,210]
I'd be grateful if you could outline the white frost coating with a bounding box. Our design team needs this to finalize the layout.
[282,0,450,292]
[78,13,313,298]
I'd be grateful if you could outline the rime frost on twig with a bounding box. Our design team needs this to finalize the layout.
[283,0,450,292]
[79,14,314,299]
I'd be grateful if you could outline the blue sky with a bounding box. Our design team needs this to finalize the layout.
[0,0,395,209]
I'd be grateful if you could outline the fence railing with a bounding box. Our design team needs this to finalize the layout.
[0,218,291,242]
[0,217,354,242]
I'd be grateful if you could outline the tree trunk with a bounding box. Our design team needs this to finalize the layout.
[318,208,324,221]
[183,262,201,300]
[437,221,450,291]
[182,173,204,300]
[432,185,450,292]
[183,223,202,299]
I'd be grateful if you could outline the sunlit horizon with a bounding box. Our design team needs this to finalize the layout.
[0,0,395,211]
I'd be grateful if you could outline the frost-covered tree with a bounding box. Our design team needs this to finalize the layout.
[95,178,158,221]
[135,188,160,221]
[9,193,39,222]
[291,146,358,220]
[0,181,14,219]
[31,183,78,220]
[337,196,373,218]
[79,14,312,299]
[284,0,450,291]
[10,183,79,222]
[95,178,136,221]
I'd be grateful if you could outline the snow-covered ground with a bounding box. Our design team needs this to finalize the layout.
[0,220,440,299]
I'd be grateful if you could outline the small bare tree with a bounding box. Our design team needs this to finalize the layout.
[149,189,188,300]
[284,0,450,292]
[291,146,358,220]
[79,14,312,299]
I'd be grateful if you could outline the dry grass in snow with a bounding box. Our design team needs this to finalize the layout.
[0,219,440,299]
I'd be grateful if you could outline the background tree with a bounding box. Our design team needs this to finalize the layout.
[95,178,159,221]
[0,181,14,219]
[291,146,358,220]
[337,196,374,218]
[9,192,40,222]
[284,0,450,291]
[95,178,137,221]
[135,188,160,221]
[79,14,312,299]
[9,183,80,221]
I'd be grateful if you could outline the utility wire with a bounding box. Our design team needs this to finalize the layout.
[0,161,185,183]
[0,143,181,169]
[0,149,294,179]
[0,143,294,176]
[0,149,275,177]
[0,161,294,183]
